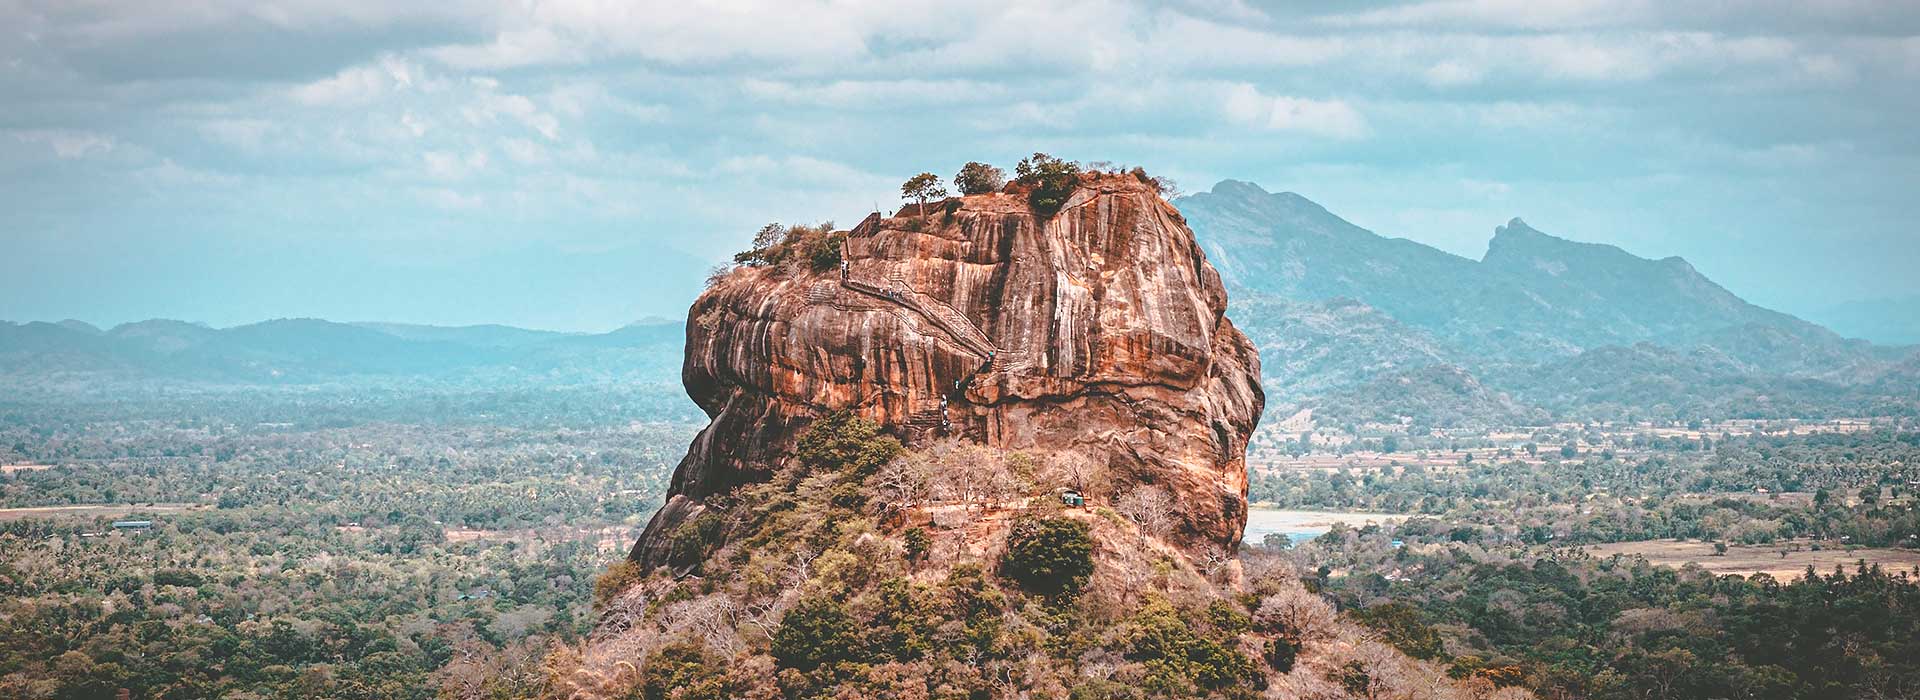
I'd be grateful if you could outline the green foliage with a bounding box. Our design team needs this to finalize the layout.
[633,641,733,700]
[732,221,844,272]
[1263,637,1299,674]
[793,411,903,477]
[1251,429,1920,548]
[595,560,645,607]
[1348,602,1443,660]
[668,511,727,565]
[1314,539,1920,700]
[861,577,938,663]
[902,526,931,562]
[900,172,948,215]
[770,596,860,672]
[1205,599,1253,637]
[1068,679,1146,700]
[1334,661,1373,697]
[1125,600,1261,696]
[953,161,1006,195]
[0,403,685,700]
[1012,152,1081,217]
[1000,516,1095,596]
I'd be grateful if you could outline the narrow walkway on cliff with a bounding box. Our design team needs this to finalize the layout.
[836,237,1002,364]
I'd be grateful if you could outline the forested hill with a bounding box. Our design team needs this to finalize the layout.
[1176,180,1918,426]
[0,317,686,390]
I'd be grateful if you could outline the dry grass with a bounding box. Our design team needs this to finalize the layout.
[0,503,203,522]
[1586,538,1920,580]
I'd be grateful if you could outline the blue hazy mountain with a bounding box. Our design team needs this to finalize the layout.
[1175,180,1913,424]
[0,316,686,388]
[4,181,1910,425]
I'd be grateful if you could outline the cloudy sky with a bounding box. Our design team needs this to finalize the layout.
[3,0,1917,332]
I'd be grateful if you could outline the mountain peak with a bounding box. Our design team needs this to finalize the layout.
[56,319,104,334]
[1208,179,1270,198]
[1492,217,1553,243]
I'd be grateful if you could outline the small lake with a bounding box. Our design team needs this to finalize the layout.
[1244,508,1406,547]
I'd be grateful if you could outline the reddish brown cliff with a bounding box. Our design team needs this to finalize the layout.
[630,173,1264,567]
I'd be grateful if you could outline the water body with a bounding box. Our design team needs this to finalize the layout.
[1244,508,1405,547]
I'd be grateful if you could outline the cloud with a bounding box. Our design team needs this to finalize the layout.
[3,0,1918,328]
[199,119,276,151]
[461,89,560,140]
[423,149,488,179]
[1322,0,1656,30]
[714,155,886,191]
[1319,0,1920,33]
[500,138,550,165]
[12,129,115,158]
[1221,85,1369,140]
[420,186,484,210]
[742,79,1013,107]
[422,0,883,71]
[1424,61,1482,87]
[291,56,421,105]
[544,82,667,121]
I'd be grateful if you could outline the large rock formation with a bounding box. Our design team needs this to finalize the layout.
[631,173,1263,567]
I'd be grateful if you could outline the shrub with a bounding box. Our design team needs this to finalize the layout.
[1348,602,1444,660]
[668,511,727,565]
[593,560,644,606]
[633,641,732,700]
[1205,599,1253,637]
[1127,600,1262,694]
[1334,660,1374,697]
[1254,587,1335,643]
[954,161,1006,195]
[903,527,931,562]
[152,569,204,588]
[1128,166,1178,197]
[794,411,903,476]
[770,597,859,671]
[1000,516,1094,596]
[732,221,843,273]
[1012,152,1081,217]
[1264,637,1299,673]
[863,577,937,662]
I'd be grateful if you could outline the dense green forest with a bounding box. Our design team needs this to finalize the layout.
[1286,532,1920,699]
[1242,430,1920,699]
[6,388,1920,698]
[1252,430,1920,548]
[0,391,694,699]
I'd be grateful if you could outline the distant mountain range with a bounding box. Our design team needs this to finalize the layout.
[1176,180,1918,426]
[0,317,685,391]
[5,180,1913,426]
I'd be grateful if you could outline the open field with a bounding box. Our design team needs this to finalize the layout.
[1586,538,1920,580]
[0,502,205,521]
[1248,417,1907,474]
[442,525,638,553]
[1,463,53,475]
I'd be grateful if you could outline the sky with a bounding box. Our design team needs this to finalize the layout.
[2,0,1917,332]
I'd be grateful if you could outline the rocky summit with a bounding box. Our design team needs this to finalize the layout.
[631,172,1264,568]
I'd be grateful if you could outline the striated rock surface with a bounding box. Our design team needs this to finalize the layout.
[631,173,1263,567]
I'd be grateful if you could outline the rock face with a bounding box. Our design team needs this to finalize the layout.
[631,174,1264,567]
